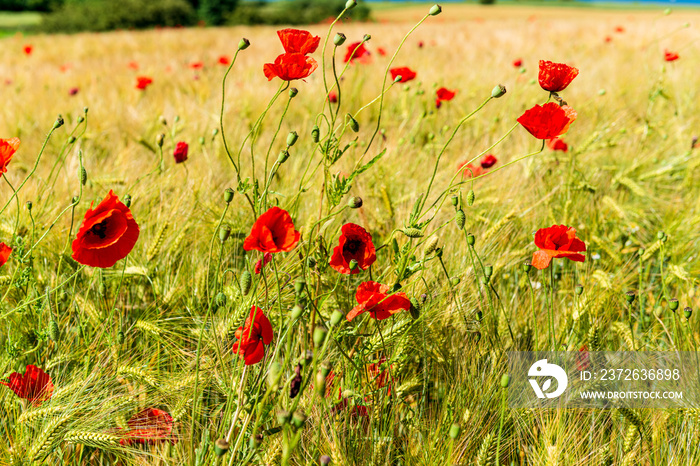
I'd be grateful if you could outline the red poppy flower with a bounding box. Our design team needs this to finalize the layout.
[243,206,300,254]
[346,281,411,321]
[604,36,612,43]
[0,137,20,174]
[517,103,577,140]
[389,67,416,83]
[664,50,679,62]
[135,76,153,90]
[263,53,318,82]
[576,344,590,371]
[417,41,424,48]
[531,224,586,270]
[59,64,71,72]
[367,356,392,393]
[328,90,338,103]
[233,306,274,365]
[513,58,523,67]
[480,154,497,168]
[0,242,11,267]
[119,408,176,446]
[547,137,568,152]
[71,190,140,268]
[189,61,204,69]
[218,55,230,65]
[254,252,273,274]
[69,87,79,96]
[173,141,188,163]
[344,42,370,63]
[614,26,625,33]
[23,45,32,55]
[436,87,456,102]
[329,223,376,274]
[377,47,387,56]
[128,61,139,70]
[1,365,53,405]
[277,28,320,55]
[538,60,579,92]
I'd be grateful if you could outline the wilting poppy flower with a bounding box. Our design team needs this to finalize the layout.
[218,55,231,65]
[390,67,416,83]
[1,365,53,405]
[344,42,370,63]
[189,62,204,69]
[0,243,11,267]
[329,223,376,274]
[277,28,320,55]
[71,190,140,268]
[664,50,679,62]
[263,53,318,82]
[531,224,586,270]
[119,408,176,446]
[346,281,411,321]
[23,45,32,55]
[254,252,273,274]
[173,141,188,163]
[459,154,498,177]
[243,206,300,253]
[233,306,274,365]
[547,137,568,152]
[517,103,577,140]
[69,87,79,96]
[135,76,153,90]
[0,137,20,174]
[538,60,579,92]
[480,154,497,169]
[328,90,338,103]
[513,58,523,67]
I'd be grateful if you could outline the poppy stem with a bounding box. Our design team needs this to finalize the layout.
[219,47,244,180]
[495,385,507,466]
[526,274,539,349]
[225,365,249,443]
[549,264,556,349]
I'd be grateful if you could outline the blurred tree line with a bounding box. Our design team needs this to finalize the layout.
[0,0,371,32]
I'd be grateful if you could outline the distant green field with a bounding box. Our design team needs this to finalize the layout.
[0,11,41,31]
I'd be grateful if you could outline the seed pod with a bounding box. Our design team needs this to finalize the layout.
[491,84,506,98]
[68,136,76,144]
[311,125,320,143]
[467,189,475,206]
[215,438,229,457]
[347,114,359,132]
[277,149,290,164]
[348,196,363,208]
[484,265,493,280]
[238,38,250,50]
[54,115,65,129]
[455,209,466,230]
[240,271,252,296]
[450,194,458,207]
[624,291,636,305]
[348,259,358,271]
[313,326,327,348]
[26,201,32,211]
[402,228,423,238]
[500,374,511,388]
[291,411,307,429]
[449,423,461,439]
[289,88,298,98]
[77,115,85,124]
[523,261,532,273]
[219,225,231,243]
[123,195,132,208]
[574,284,583,296]
[287,131,298,147]
[429,4,442,15]
[224,188,234,204]
[669,298,679,312]
[466,233,475,246]
[334,33,346,46]
[684,307,693,319]
[156,133,165,148]
[48,320,59,342]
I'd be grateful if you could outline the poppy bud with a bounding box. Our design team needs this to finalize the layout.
[345,0,356,9]
[466,233,475,246]
[26,201,32,211]
[196,136,204,146]
[393,75,403,84]
[212,128,219,138]
[156,133,164,148]
[467,189,475,206]
[500,374,511,388]
[657,231,665,240]
[574,284,583,296]
[80,167,87,185]
[429,4,442,15]
[294,278,305,295]
[238,38,250,50]
[48,320,59,342]
[449,423,461,439]
[292,304,304,320]
[403,228,423,238]
[423,236,439,256]
[450,277,460,286]
[491,84,506,98]
[159,115,167,125]
[362,34,371,42]
[348,196,363,208]
[315,370,327,397]
[450,194,458,207]
[409,297,421,320]
[455,209,466,230]
[348,259,358,271]
[311,125,320,143]
[268,362,281,389]
[54,115,64,129]
[320,454,332,465]
[278,149,290,164]
[624,291,635,305]
[289,88,298,98]
[287,131,299,147]
[347,114,359,132]
[669,298,679,312]
[313,326,328,347]
[684,307,693,319]
[484,265,493,279]
[292,411,307,429]
[240,271,252,295]
[219,225,231,243]
[117,330,125,345]
[68,136,76,144]
[72,195,79,204]
[215,292,227,308]
[277,410,291,425]
[334,33,346,46]
[224,188,234,204]
[523,261,532,273]
[215,438,229,457]
[77,116,85,124]
[330,310,344,327]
